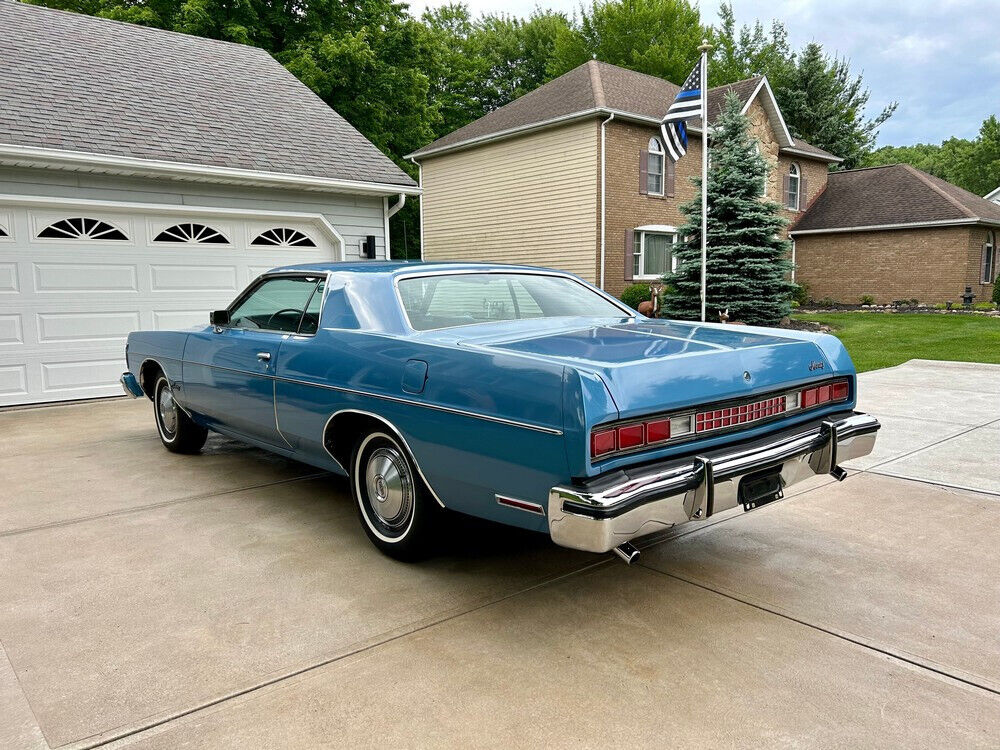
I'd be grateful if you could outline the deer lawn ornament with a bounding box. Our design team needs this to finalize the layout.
[637,284,663,318]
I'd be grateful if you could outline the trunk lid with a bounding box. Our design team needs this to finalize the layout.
[462,319,832,420]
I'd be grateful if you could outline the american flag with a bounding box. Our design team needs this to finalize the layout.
[660,61,703,161]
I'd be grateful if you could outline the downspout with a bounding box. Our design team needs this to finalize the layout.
[600,112,615,290]
[408,156,424,261]
[382,196,390,259]
[385,193,406,261]
[388,193,406,217]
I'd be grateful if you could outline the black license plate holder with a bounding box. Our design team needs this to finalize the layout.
[739,469,784,511]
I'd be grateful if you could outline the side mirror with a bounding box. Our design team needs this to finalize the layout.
[210,310,230,326]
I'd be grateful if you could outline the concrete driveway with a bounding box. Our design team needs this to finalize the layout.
[1,359,998,749]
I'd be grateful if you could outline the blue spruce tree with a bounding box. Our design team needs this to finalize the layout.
[662,92,795,325]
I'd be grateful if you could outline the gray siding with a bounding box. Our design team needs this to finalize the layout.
[0,167,388,259]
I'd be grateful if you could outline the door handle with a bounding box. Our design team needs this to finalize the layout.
[257,352,271,362]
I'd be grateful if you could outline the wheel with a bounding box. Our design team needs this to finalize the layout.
[153,374,208,454]
[351,431,438,560]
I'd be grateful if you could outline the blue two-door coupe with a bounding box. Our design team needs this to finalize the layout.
[121,262,879,562]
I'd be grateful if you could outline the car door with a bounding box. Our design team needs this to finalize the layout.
[183,274,323,446]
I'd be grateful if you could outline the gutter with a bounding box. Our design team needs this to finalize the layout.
[0,143,422,197]
[790,217,1000,236]
[407,108,708,162]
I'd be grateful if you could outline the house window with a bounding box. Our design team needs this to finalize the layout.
[38,218,127,241]
[154,223,228,244]
[251,228,316,248]
[787,163,801,210]
[633,230,679,279]
[984,231,997,284]
[646,137,665,195]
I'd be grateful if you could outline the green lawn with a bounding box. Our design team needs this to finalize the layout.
[792,312,1000,373]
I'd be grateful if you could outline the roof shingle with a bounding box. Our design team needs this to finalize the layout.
[409,60,838,162]
[791,164,1000,232]
[0,1,415,187]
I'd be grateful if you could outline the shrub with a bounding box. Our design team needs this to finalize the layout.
[933,303,947,310]
[621,283,652,310]
[860,294,875,306]
[993,281,1000,307]
[973,302,997,311]
[791,282,810,306]
[790,300,800,309]
[818,296,837,308]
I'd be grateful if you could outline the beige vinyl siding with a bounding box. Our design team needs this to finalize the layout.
[420,120,599,281]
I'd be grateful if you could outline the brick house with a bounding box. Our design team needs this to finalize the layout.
[790,164,999,304]
[407,60,838,298]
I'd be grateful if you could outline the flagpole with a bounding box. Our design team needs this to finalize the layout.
[698,40,711,323]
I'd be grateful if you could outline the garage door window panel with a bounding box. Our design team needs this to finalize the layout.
[251,228,316,248]
[228,276,322,333]
[154,223,229,244]
[37,218,128,241]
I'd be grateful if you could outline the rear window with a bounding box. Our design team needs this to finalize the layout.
[397,273,629,331]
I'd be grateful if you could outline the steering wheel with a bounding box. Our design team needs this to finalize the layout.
[266,308,304,329]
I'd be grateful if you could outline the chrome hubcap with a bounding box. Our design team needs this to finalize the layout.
[157,385,178,435]
[364,447,413,529]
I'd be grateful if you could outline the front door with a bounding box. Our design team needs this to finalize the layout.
[183,274,324,446]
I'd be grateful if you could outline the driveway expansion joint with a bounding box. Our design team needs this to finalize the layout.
[636,563,1000,700]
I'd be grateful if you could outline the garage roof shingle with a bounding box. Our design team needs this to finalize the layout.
[792,164,1000,232]
[0,1,415,187]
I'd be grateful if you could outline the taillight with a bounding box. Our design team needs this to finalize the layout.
[801,379,849,408]
[617,423,644,450]
[590,378,853,461]
[590,428,616,457]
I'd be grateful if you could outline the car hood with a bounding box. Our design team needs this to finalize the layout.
[456,318,838,420]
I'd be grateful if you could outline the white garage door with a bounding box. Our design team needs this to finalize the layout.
[0,200,343,406]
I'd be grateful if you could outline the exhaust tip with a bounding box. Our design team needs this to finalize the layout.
[831,465,848,482]
[613,542,640,565]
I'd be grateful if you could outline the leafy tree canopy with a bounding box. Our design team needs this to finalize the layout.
[547,0,704,85]
[864,115,1000,197]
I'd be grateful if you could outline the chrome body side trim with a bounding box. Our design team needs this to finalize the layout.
[548,412,879,554]
[322,409,448,509]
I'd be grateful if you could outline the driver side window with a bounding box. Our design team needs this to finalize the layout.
[229,276,322,333]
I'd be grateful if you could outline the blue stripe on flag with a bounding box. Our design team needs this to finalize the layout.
[676,90,701,99]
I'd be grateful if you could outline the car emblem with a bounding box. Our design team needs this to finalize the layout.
[743,371,752,382]
[808,361,825,371]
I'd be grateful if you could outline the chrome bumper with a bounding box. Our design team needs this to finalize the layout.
[120,371,144,398]
[548,411,879,554]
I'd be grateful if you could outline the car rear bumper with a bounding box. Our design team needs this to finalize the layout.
[548,411,879,554]
[120,371,144,398]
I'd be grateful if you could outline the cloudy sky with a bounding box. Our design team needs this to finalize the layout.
[406,0,999,147]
